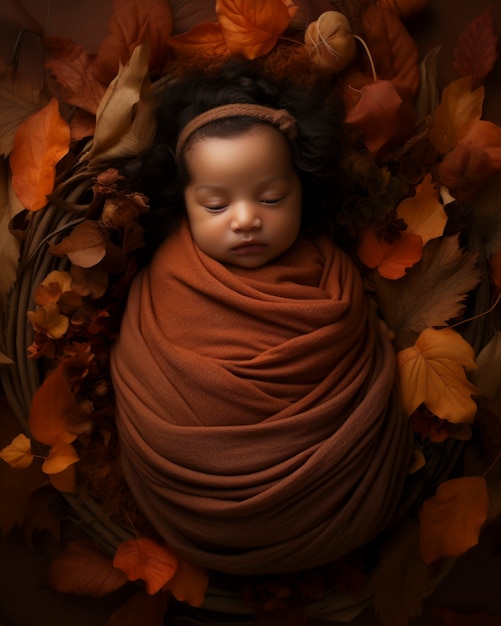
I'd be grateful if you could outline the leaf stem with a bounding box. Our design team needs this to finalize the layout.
[449,293,501,330]
[353,35,377,82]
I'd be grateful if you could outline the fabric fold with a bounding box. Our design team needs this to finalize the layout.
[111,222,413,574]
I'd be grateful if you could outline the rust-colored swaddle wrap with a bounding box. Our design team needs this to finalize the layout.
[110,222,413,574]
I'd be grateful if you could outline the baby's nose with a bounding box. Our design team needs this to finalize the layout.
[231,203,262,231]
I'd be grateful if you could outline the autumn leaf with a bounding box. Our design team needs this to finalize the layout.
[419,476,489,564]
[397,174,447,245]
[456,119,501,170]
[0,59,44,157]
[215,0,292,59]
[166,559,208,607]
[27,303,69,340]
[10,98,71,211]
[93,0,174,85]
[113,538,178,595]
[29,362,88,446]
[107,589,170,626]
[397,327,478,423]
[34,270,73,305]
[48,463,77,494]
[167,22,231,60]
[345,80,417,153]
[357,228,423,279]
[373,519,430,626]
[429,77,484,155]
[453,6,499,89]
[49,221,108,268]
[70,265,109,299]
[47,538,128,597]
[373,235,480,350]
[436,141,494,201]
[87,43,156,163]
[43,37,107,115]
[42,442,80,475]
[0,434,33,469]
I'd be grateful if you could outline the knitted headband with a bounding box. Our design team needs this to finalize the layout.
[175,103,297,160]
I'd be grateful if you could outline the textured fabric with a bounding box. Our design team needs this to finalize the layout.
[110,222,413,574]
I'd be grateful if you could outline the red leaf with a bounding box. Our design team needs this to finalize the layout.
[47,539,128,597]
[345,80,417,153]
[357,229,423,279]
[113,538,178,595]
[453,6,499,89]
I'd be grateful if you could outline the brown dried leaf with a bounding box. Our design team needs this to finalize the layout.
[46,538,128,597]
[453,6,499,89]
[49,221,108,268]
[373,235,481,350]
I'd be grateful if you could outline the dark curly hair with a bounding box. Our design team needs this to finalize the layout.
[123,59,347,259]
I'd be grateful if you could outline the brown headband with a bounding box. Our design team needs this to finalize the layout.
[175,103,297,160]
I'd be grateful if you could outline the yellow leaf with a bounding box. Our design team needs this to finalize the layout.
[429,77,484,154]
[216,0,292,59]
[42,442,80,474]
[419,476,489,564]
[397,174,447,245]
[26,303,69,340]
[0,434,33,469]
[397,327,478,423]
[10,98,71,211]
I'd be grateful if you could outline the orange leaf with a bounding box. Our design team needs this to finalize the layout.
[167,22,231,60]
[42,442,79,475]
[29,362,87,446]
[47,538,128,597]
[10,98,70,211]
[43,37,107,115]
[419,476,489,564]
[27,303,69,340]
[453,6,499,89]
[397,174,447,245]
[0,434,33,469]
[429,77,484,155]
[397,328,478,423]
[344,80,417,153]
[48,463,77,494]
[437,142,494,201]
[93,0,174,85]
[34,271,73,306]
[49,221,108,268]
[216,0,291,59]
[357,229,423,279]
[456,119,501,170]
[113,538,178,595]
[166,559,208,607]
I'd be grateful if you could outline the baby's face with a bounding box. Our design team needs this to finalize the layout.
[183,124,302,269]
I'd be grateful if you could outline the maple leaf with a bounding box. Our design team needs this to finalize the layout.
[373,235,480,350]
[0,59,44,157]
[357,228,423,279]
[47,538,128,597]
[166,559,209,607]
[373,519,430,626]
[429,77,484,155]
[397,174,447,245]
[167,22,231,60]
[345,81,417,153]
[29,362,88,446]
[397,327,478,423]
[49,221,108,268]
[87,44,156,163]
[113,538,178,595]
[42,442,80,475]
[107,589,170,626]
[27,303,69,340]
[215,0,292,59]
[453,6,499,90]
[10,98,71,212]
[93,0,174,85]
[419,476,489,564]
[0,433,33,469]
[43,36,107,115]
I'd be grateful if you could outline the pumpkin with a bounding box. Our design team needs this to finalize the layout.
[304,10,357,73]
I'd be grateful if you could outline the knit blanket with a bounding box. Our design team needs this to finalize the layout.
[110,221,413,575]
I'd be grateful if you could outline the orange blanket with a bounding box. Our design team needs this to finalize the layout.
[110,221,413,574]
